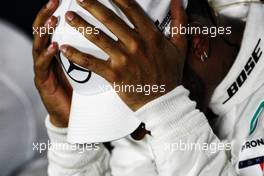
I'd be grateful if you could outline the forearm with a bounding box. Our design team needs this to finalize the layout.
[136,86,237,176]
[45,117,111,176]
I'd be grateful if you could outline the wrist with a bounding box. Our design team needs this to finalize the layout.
[129,85,177,111]
[50,115,69,128]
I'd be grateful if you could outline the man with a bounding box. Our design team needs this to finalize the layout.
[32,0,264,175]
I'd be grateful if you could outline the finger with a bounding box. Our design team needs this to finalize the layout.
[112,0,158,36]
[32,0,59,54]
[33,0,59,30]
[60,45,112,80]
[170,0,187,52]
[76,0,137,46]
[65,11,123,57]
[54,60,73,96]
[33,16,58,56]
[34,42,58,81]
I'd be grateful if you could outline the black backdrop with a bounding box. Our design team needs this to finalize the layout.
[0,0,47,38]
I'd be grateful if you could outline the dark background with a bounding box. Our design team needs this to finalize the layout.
[0,0,47,38]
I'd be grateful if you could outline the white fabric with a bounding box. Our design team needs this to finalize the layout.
[209,3,264,175]
[67,90,140,143]
[208,0,262,21]
[46,86,236,176]
[45,2,264,176]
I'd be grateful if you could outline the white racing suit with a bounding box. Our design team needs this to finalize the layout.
[45,2,264,176]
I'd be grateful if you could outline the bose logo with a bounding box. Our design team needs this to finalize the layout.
[223,38,263,104]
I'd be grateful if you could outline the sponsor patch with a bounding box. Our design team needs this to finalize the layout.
[223,38,262,104]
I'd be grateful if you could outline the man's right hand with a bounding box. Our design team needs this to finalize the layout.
[32,0,72,128]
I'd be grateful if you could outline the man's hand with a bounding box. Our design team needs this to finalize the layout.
[60,0,187,111]
[33,0,72,127]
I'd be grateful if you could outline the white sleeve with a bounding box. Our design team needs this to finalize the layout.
[135,86,238,176]
[45,117,111,176]
[110,136,159,176]
[46,116,160,176]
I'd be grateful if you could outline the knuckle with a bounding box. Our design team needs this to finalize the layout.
[100,14,112,24]
[34,61,43,71]
[110,71,121,82]
[85,0,97,9]
[121,52,129,60]
[101,38,116,52]
[102,69,115,83]
[81,55,91,67]
[129,38,143,53]
[116,0,136,9]
[127,2,136,9]
[109,54,128,70]
[42,5,53,16]
[88,33,113,51]
[118,54,128,66]
[33,47,42,56]
[65,48,74,59]
[111,54,128,69]
[39,7,52,21]
[34,53,48,71]
[129,40,140,53]
[33,43,42,54]
[88,31,101,41]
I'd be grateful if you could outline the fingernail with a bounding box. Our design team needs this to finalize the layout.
[60,45,68,53]
[46,0,54,9]
[46,46,53,55]
[78,0,85,3]
[66,11,75,21]
[44,18,52,28]
[45,43,55,56]
[48,42,57,52]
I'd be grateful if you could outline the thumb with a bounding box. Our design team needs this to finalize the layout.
[170,0,187,53]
